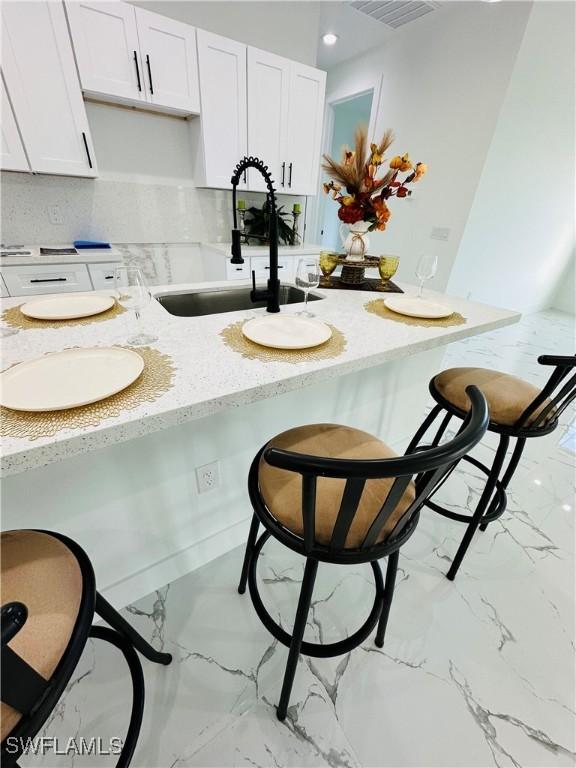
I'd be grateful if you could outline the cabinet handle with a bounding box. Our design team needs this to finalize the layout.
[82,132,92,169]
[288,162,293,188]
[264,265,284,270]
[281,162,286,187]
[104,275,114,280]
[30,277,67,283]
[243,170,247,184]
[133,51,142,92]
[146,54,154,94]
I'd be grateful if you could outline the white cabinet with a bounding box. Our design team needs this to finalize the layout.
[247,48,290,193]
[87,262,122,290]
[65,2,199,116]
[196,30,247,189]
[1,263,93,297]
[251,255,293,281]
[226,260,250,281]
[1,2,97,177]
[135,8,199,114]
[1,75,30,172]
[0,275,9,298]
[65,1,144,104]
[246,51,326,195]
[285,63,326,195]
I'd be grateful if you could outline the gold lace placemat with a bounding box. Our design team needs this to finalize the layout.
[1,346,175,440]
[365,299,467,328]
[220,320,347,363]
[2,301,127,330]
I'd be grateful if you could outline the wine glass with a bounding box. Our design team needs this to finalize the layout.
[319,251,338,286]
[415,253,438,298]
[114,266,157,346]
[295,257,320,316]
[378,256,400,289]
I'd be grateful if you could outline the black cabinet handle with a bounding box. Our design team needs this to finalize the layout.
[104,275,114,280]
[288,162,293,188]
[82,132,92,169]
[243,170,247,184]
[133,51,142,91]
[30,277,67,283]
[281,162,286,187]
[146,54,154,94]
[264,265,284,270]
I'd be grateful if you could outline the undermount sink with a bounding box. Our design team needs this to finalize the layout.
[155,285,324,318]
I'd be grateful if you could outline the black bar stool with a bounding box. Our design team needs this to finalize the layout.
[238,386,488,721]
[1,529,172,768]
[407,355,576,581]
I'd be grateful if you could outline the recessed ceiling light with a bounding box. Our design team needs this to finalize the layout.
[322,33,339,46]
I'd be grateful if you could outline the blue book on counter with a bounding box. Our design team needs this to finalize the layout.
[73,240,111,249]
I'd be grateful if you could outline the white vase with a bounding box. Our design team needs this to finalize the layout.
[339,221,371,261]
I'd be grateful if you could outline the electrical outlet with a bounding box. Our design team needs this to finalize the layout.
[430,226,450,241]
[195,461,220,494]
[47,205,64,225]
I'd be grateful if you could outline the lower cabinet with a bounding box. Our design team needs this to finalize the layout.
[87,263,121,290]
[1,264,93,297]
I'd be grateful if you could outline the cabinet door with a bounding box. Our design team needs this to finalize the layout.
[285,63,326,195]
[247,47,290,192]
[1,2,97,177]
[197,30,247,189]
[1,75,30,172]
[135,8,199,114]
[65,1,144,103]
[1,263,93,296]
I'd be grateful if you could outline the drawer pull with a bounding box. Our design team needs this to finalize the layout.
[288,162,293,188]
[30,277,67,283]
[235,268,243,271]
[104,275,114,280]
[146,54,154,94]
[133,51,142,92]
[264,265,284,270]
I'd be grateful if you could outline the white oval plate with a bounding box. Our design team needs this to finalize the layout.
[0,347,144,412]
[384,296,453,319]
[242,315,332,350]
[20,294,115,321]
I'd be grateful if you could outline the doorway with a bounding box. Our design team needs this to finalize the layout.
[320,91,373,251]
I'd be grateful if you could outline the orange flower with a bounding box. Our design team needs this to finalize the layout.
[373,198,391,230]
[369,143,383,166]
[344,149,356,166]
[390,153,412,172]
[413,162,427,182]
[341,195,356,206]
[323,180,342,195]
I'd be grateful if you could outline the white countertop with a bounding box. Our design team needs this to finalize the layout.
[0,247,123,266]
[204,243,324,258]
[0,282,519,477]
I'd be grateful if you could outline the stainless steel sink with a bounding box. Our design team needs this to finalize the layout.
[155,285,324,317]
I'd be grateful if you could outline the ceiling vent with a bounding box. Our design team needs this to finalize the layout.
[349,1,440,29]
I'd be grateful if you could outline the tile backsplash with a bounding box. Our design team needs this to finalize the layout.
[0,171,307,246]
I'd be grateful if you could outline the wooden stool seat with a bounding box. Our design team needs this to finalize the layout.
[1,531,83,740]
[259,424,416,549]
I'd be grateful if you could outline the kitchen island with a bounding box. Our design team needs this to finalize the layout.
[0,282,518,606]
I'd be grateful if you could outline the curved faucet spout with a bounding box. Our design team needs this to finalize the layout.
[230,156,280,313]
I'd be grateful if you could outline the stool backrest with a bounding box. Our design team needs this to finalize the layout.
[517,355,576,430]
[263,386,488,554]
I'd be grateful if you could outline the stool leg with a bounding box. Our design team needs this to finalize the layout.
[95,593,172,665]
[238,514,260,595]
[431,412,452,447]
[375,550,399,648]
[406,404,442,454]
[479,437,526,531]
[447,435,510,581]
[277,557,318,722]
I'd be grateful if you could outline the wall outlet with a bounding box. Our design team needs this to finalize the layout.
[47,205,64,225]
[430,226,451,241]
[195,461,220,494]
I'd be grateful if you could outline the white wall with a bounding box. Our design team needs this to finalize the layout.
[552,250,575,315]
[448,1,575,314]
[130,1,321,66]
[324,1,532,291]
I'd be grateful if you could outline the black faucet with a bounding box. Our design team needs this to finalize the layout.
[230,156,280,314]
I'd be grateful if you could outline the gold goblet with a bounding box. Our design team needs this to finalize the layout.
[319,251,339,286]
[378,256,400,289]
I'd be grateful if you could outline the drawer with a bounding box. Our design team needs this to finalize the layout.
[0,274,9,298]
[88,262,122,290]
[226,260,250,280]
[251,256,292,279]
[1,263,92,296]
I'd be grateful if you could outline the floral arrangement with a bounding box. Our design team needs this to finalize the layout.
[322,126,427,231]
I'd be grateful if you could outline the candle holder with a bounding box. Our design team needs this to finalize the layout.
[291,210,302,245]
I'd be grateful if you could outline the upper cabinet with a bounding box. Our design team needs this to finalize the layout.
[196,30,247,190]
[247,48,290,193]
[65,2,200,115]
[1,75,30,173]
[285,63,326,196]
[247,51,326,196]
[1,2,97,177]
[65,1,144,104]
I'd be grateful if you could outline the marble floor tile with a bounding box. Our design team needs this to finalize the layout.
[21,309,575,768]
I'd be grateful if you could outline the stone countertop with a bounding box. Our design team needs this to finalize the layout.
[0,247,124,266]
[0,282,519,477]
[203,243,324,257]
